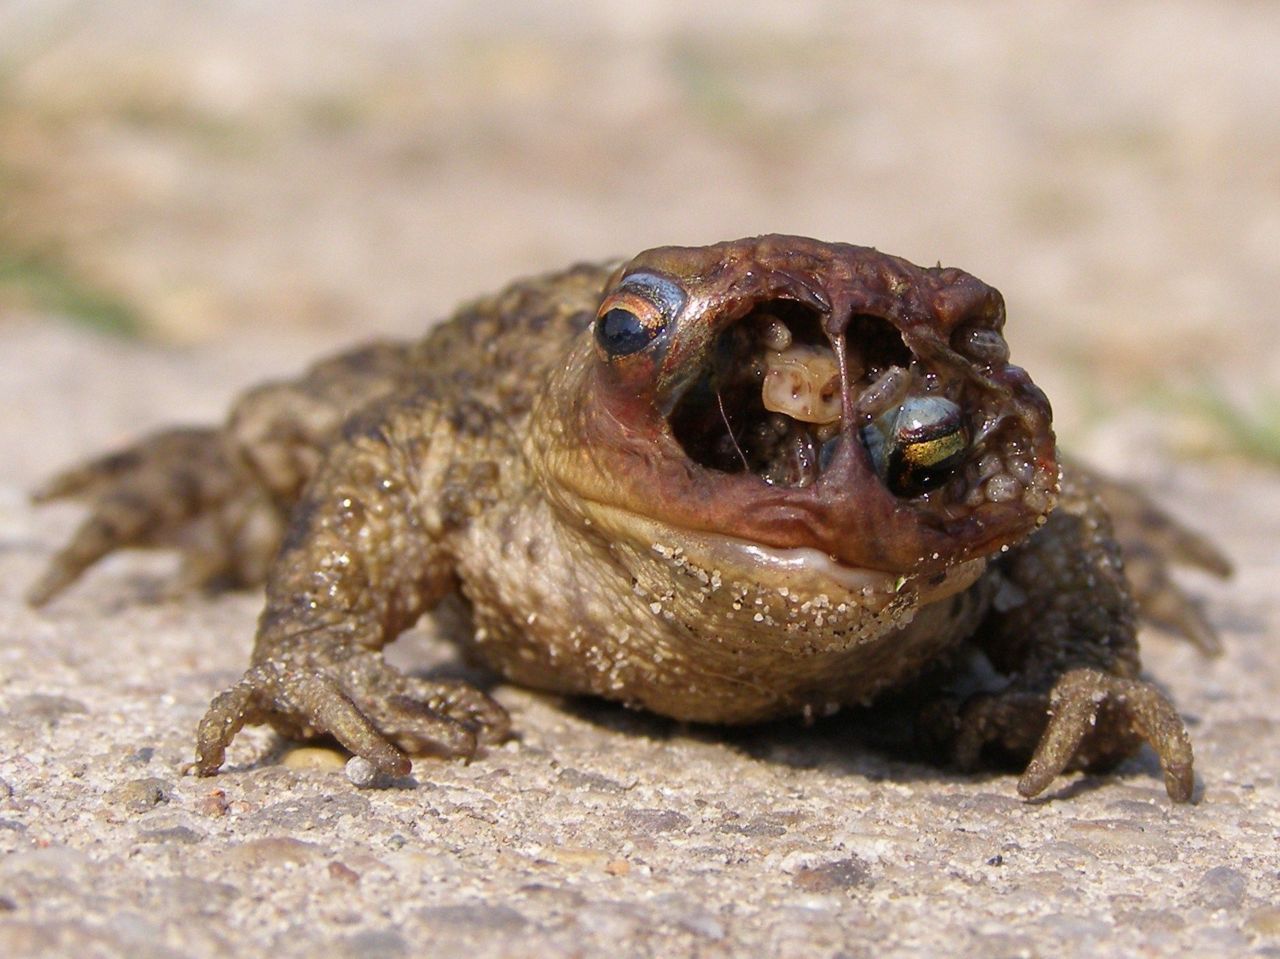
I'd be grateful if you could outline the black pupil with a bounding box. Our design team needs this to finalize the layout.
[888,458,951,496]
[596,307,654,356]
[886,441,964,497]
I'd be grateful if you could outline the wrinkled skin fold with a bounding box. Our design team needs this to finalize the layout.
[29,236,1230,802]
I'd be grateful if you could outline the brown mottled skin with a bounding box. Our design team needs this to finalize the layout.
[29,236,1231,801]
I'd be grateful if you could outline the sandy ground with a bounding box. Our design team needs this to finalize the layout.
[1,2,1278,957]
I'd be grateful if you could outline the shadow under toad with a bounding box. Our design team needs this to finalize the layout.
[553,677,1199,803]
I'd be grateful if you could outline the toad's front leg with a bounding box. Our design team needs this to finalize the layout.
[191,396,510,777]
[925,464,1196,802]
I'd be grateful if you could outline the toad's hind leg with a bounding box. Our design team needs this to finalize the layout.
[27,428,281,606]
[925,464,1196,801]
[1078,461,1233,655]
[191,395,511,777]
[28,341,418,605]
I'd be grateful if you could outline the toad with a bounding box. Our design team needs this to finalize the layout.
[28,236,1230,801]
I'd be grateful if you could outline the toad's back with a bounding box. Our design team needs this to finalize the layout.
[403,261,610,418]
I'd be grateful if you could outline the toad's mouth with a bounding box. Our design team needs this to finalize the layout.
[551,244,1060,575]
[665,298,1050,520]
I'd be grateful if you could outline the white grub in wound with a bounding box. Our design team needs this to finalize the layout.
[762,344,841,425]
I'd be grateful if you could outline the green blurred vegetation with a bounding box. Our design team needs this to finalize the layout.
[0,44,141,337]
[665,37,835,139]
[1170,385,1280,467]
[1055,343,1279,468]
[0,246,142,337]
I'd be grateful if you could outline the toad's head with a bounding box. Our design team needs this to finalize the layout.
[528,235,1057,596]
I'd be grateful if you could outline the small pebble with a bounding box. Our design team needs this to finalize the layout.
[346,756,380,788]
[282,746,348,771]
[125,747,155,765]
[1196,865,1247,911]
[138,825,204,845]
[108,777,171,814]
[198,789,229,818]
[791,856,870,893]
[328,861,361,885]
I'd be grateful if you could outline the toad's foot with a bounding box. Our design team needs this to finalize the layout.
[941,667,1194,802]
[190,654,511,777]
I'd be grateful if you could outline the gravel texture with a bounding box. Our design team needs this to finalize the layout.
[1,3,1278,957]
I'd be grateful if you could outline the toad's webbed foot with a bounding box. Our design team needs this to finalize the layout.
[28,427,281,605]
[940,667,1193,802]
[191,651,511,777]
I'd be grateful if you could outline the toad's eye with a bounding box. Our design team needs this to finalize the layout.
[862,396,968,496]
[596,306,654,356]
[594,272,686,360]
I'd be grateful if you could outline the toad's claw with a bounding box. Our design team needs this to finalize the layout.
[1017,668,1194,802]
[190,658,510,777]
[191,662,412,777]
[941,666,1195,803]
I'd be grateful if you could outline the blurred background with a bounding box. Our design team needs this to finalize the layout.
[1,0,1276,466]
